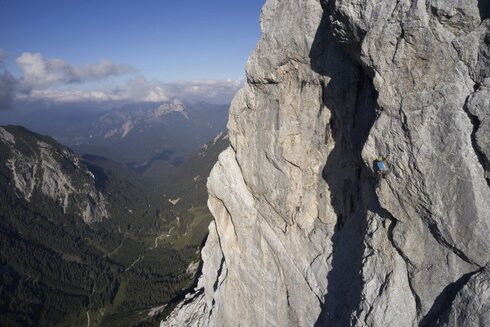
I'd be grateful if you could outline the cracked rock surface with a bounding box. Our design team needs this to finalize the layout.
[162,0,490,326]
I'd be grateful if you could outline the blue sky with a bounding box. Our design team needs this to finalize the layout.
[0,0,264,105]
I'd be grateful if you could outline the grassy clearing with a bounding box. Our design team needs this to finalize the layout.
[162,205,212,249]
[111,281,128,312]
[109,239,144,266]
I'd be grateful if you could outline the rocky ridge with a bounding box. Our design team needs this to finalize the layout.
[162,0,490,326]
[97,99,188,140]
[0,126,109,223]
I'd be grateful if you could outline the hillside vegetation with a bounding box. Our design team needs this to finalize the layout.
[0,125,209,326]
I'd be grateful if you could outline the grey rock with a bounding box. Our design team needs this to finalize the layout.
[466,85,490,181]
[0,126,109,223]
[437,265,490,327]
[163,0,490,326]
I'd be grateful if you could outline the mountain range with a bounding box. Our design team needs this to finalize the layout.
[0,100,229,177]
[0,125,226,326]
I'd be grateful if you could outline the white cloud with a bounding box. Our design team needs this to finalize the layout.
[17,76,243,104]
[16,52,134,90]
[158,79,244,102]
[145,86,169,102]
[18,89,126,103]
[4,50,243,105]
[124,76,169,102]
[17,76,169,103]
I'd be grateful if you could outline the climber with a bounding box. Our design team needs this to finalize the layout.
[374,154,390,178]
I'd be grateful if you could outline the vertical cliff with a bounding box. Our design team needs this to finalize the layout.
[162,0,490,326]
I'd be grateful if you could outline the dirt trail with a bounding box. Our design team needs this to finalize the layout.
[150,217,180,250]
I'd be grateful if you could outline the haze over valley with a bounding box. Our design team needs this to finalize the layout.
[1,99,229,177]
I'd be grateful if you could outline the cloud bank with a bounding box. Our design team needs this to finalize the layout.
[1,50,243,106]
[18,76,243,104]
[16,52,135,90]
[161,79,244,103]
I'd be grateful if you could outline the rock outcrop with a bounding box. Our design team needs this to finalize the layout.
[0,126,109,223]
[162,0,490,326]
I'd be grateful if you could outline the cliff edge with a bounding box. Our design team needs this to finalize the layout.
[163,0,490,326]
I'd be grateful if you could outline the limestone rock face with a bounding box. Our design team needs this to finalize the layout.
[162,0,490,326]
[437,265,490,326]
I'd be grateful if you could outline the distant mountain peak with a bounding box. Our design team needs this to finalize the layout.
[97,100,191,140]
[153,100,189,120]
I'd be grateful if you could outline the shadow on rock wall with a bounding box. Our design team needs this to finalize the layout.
[309,5,386,326]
